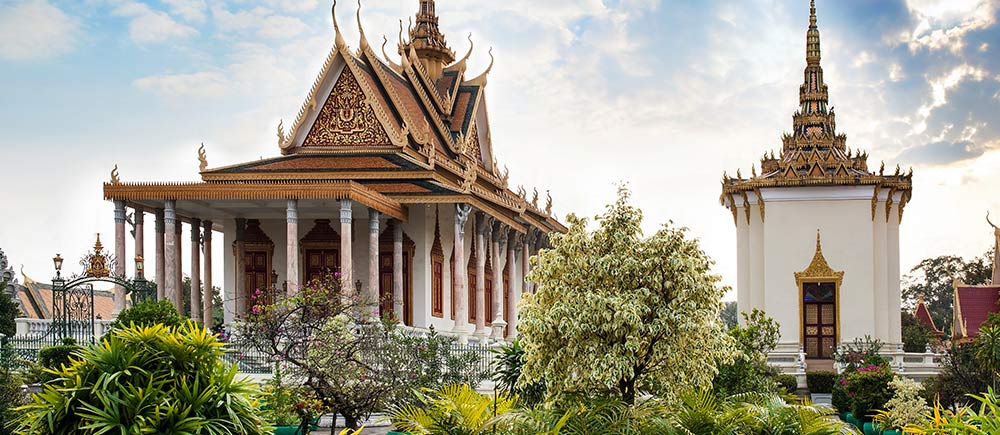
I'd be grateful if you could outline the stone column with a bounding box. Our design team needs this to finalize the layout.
[203,221,213,327]
[339,200,353,287]
[453,205,472,336]
[491,223,506,336]
[507,230,518,339]
[174,220,183,313]
[155,209,165,300]
[368,209,381,314]
[113,200,127,313]
[474,214,489,338]
[163,201,177,308]
[134,209,144,268]
[286,200,299,296]
[522,229,532,295]
[392,220,404,323]
[234,218,247,319]
[190,218,202,322]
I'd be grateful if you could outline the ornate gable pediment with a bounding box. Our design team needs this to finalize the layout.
[303,67,392,148]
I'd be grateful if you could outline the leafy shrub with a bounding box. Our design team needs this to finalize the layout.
[713,309,781,399]
[391,384,517,434]
[776,374,798,393]
[910,389,1000,433]
[15,322,268,435]
[844,364,895,422]
[874,377,930,430]
[0,291,18,338]
[29,337,81,384]
[0,367,25,435]
[901,312,932,353]
[923,342,991,408]
[834,335,889,371]
[806,371,837,394]
[109,299,183,330]
[493,337,545,406]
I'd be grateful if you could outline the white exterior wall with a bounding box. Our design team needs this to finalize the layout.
[734,185,903,351]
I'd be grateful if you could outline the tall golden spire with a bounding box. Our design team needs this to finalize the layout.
[807,0,821,65]
[404,0,455,80]
[798,0,829,118]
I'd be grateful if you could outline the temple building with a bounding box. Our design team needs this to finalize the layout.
[952,217,1000,342]
[720,1,914,368]
[101,0,563,342]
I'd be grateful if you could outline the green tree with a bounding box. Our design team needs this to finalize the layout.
[720,301,738,330]
[902,250,993,334]
[519,188,734,405]
[0,276,18,337]
[713,309,781,398]
[901,311,932,353]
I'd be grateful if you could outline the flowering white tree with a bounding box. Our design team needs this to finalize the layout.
[519,188,735,405]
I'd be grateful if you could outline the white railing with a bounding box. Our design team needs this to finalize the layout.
[14,318,115,338]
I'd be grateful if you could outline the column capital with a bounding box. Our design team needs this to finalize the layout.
[190,218,202,242]
[114,200,127,224]
[369,209,381,232]
[164,201,176,223]
[134,209,144,225]
[340,199,353,224]
[155,208,165,233]
[287,199,298,223]
[492,221,507,242]
[476,213,492,235]
[203,220,213,239]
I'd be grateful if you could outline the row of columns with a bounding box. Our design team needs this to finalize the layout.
[115,199,541,338]
[114,200,214,325]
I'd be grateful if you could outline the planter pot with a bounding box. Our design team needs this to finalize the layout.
[272,426,301,435]
[882,430,902,435]
[862,422,876,435]
[847,414,862,429]
[810,393,833,406]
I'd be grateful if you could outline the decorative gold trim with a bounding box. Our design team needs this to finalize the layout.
[870,185,880,221]
[753,188,765,222]
[740,190,751,225]
[794,230,845,356]
[104,181,407,221]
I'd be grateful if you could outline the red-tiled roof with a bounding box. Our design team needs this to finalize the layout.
[956,285,1000,338]
[914,299,941,334]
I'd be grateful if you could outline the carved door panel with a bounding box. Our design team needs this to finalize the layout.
[803,282,837,359]
[378,252,412,325]
[304,249,339,284]
[245,251,270,305]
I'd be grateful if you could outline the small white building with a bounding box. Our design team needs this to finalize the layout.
[720,1,913,370]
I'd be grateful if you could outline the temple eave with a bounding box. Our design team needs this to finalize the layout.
[103,181,408,221]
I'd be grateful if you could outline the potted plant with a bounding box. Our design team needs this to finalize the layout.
[807,370,837,406]
[260,366,322,434]
[844,364,894,425]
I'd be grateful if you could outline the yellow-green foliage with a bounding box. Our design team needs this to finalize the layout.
[14,322,268,435]
[391,384,517,434]
[518,188,735,404]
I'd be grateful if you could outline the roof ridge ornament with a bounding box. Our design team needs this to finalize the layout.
[333,0,347,52]
[198,143,208,172]
[357,0,369,53]
[110,165,121,186]
[466,47,494,85]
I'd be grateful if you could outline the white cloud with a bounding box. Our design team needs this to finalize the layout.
[0,0,79,61]
[163,0,207,23]
[263,0,319,14]
[211,6,307,39]
[912,64,988,134]
[113,1,198,44]
[903,0,996,53]
[134,71,228,97]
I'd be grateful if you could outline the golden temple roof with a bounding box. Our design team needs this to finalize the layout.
[721,0,913,213]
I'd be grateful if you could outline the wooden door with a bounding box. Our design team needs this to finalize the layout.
[378,252,412,325]
[304,249,339,284]
[245,251,270,305]
[803,282,837,359]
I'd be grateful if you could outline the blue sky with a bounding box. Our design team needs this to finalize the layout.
[0,0,998,294]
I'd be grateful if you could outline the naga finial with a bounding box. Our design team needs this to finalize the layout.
[277,119,286,145]
[501,165,509,187]
[517,185,526,199]
[111,165,121,185]
[332,0,347,51]
[198,143,208,172]
[531,188,539,208]
[545,191,553,215]
[356,0,369,52]
[879,161,884,176]
[751,165,757,178]
[894,164,901,177]
[989,212,999,233]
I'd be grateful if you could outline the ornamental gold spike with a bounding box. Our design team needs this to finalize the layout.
[198,143,208,172]
[110,165,121,185]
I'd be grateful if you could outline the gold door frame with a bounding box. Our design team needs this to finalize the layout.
[794,230,844,352]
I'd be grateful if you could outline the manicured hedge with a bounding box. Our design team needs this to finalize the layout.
[776,374,798,392]
[807,370,837,394]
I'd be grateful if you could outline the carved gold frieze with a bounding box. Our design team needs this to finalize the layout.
[303,68,391,147]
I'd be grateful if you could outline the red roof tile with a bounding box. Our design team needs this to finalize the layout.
[957,285,1000,338]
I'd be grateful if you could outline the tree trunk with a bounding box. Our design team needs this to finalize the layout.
[619,378,636,405]
[343,413,360,430]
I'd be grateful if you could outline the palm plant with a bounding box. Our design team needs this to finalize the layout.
[391,384,517,435]
[733,392,847,435]
[14,322,268,435]
[909,389,1000,434]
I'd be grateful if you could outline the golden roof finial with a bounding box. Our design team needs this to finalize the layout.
[357,0,369,52]
[332,0,347,51]
[989,211,999,233]
[809,0,817,29]
[110,165,121,185]
[198,143,208,172]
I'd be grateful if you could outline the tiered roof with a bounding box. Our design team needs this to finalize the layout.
[104,0,564,235]
[721,0,913,222]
